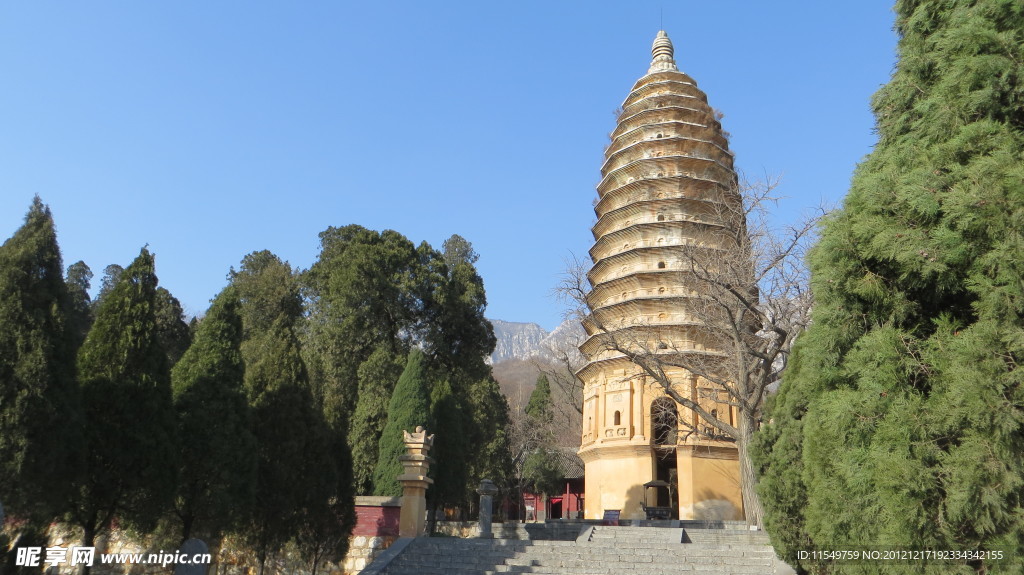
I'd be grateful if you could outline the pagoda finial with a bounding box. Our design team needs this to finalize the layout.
[648,30,678,74]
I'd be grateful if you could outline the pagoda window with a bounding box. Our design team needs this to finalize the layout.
[613,411,621,426]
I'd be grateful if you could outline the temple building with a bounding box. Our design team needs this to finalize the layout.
[577,31,744,521]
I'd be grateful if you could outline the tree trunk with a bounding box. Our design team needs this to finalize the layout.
[79,524,96,575]
[738,413,765,528]
[256,547,266,575]
[181,514,194,544]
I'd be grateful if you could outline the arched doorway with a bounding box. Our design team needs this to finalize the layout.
[650,397,679,514]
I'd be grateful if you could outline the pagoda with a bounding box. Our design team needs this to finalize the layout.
[577,31,744,521]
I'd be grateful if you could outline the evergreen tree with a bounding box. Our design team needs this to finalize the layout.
[466,376,513,506]
[93,263,123,307]
[519,374,561,516]
[755,2,1024,572]
[441,233,479,269]
[304,227,500,506]
[156,286,192,368]
[231,251,341,575]
[170,288,256,542]
[427,378,471,513]
[298,291,357,575]
[303,225,422,435]
[70,248,178,563]
[372,349,431,497]
[423,236,497,379]
[526,374,553,423]
[65,260,94,351]
[294,416,355,575]
[0,197,80,521]
[521,450,563,501]
[422,235,504,509]
[348,343,405,494]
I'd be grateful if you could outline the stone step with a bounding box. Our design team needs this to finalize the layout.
[367,529,787,575]
[392,553,773,564]
[388,550,771,566]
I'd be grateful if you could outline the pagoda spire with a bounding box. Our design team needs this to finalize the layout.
[648,30,678,74]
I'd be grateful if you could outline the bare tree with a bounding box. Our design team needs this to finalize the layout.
[533,334,585,451]
[561,176,818,526]
[505,393,552,522]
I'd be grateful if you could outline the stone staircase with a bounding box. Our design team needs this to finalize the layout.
[360,522,793,574]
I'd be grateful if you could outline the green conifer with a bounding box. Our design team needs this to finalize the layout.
[526,374,553,423]
[427,378,471,511]
[65,260,94,352]
[756,2,1024,572]
[71,248,177,557]
[230,251,344,575]
[0,197,80,521]
[156,286,192,368]
[170,288,256,541]
[467,376,513,499]
[372,349,431,497]
[348,344,405,494]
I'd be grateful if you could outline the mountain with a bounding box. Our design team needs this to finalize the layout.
[487,318,585,364]
[489,320,548,364]
[489,319,586,449]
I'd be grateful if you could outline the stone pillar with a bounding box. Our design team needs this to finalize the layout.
[476,479,499,539]
[398,426,434,537]
[631,378,645,440]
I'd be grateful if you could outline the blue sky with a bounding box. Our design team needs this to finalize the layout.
[1,2,898,330]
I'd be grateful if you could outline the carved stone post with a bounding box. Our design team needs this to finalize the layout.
[476,479,499,539]
[398,426,434,537]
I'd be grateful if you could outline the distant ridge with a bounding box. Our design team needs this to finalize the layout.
[487,318,584,365]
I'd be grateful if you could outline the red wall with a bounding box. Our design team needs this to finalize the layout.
[352,504,401,537]
[522,478,585,519]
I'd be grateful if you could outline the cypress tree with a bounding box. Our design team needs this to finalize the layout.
[65,260,94,352]
[0,197,80,521]
[423,235,506,509]
[423,237,497,380]
[427,378,471,513]
[156,286,192,369]
[372,349,431,497]
[170,288,256,542]
[303,225,422,436]
[70,248,177,562]
[521,450,563,501]
[93,264,123,308]
[526,374,553,423]
[756,2,1024,572]
[467,376,513,507]
[303,228,501,508]
[231,251,341,575]
[348,343,405,494]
